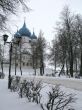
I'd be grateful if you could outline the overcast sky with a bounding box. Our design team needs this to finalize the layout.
[8,0,82,42]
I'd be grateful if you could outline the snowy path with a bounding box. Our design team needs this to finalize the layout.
[4,67,82,91]
[0,79,41,110]
[24,76,82,91]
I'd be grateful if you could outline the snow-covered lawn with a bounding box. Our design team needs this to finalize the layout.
[0,67,82,110]
[24,76,82,91]
[0,78,41,110]
[0,77,82,110]
[3,66,82,91]
[40,83,82,110]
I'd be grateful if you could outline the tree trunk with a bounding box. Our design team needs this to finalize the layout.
[66,59,69,76]
[1,60,3,74]
[8,43,12,89]
[54,56,56,74]
[70,58,73,77]
[41,62,44,75]
[69,43,73,77]
[40,67,42,76]
[32,47,35,69]
[75,58,78,74]
[15,46,17,75]
[40,54,44,76]
[51,99,54,110]
[34,67,36,75]
[1,46,4,75]
[59,64,64,77]
[42,65,44,75]
[80,50,82,76]
[20,44,22,76]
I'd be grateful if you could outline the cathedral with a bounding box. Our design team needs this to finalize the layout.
[12,21,37,67]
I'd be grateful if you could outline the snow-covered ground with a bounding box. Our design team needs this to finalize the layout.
[0,67,82,110]
[3,66,82,91]
[40,83,82,110]
[0,78,82,110]
[24,76,82,91]
[0,78,42,110]
[2,66,53,76]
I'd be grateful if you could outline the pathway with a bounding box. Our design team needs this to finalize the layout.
[25,76,82,91]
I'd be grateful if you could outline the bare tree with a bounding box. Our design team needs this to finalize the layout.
[60,6,75,77]
[49,39,59,75]
[75,15,82,76]
[31,41,38,75]
[41,85,75,110]
[0,0,29,30]
[51,6,77,77]
[37,30,46,76]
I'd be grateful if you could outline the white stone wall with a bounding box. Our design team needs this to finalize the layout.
[21,36,31,51]
[12,36,35,67]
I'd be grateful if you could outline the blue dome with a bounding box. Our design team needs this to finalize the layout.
[14,30,21,38]
[31,31,37,39]
[14,22,31,38]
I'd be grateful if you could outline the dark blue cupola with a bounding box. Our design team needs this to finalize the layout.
[14,21,31,38]
[14,30,21,38]
[18,21,31,37]
[31,30,37,39]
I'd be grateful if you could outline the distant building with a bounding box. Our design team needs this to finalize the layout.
[12,21,37,67]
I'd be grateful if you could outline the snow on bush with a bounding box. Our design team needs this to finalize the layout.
[41,85,76,110]
[11,76,42,104]
[10,76,76,110]
[10,76,20,92]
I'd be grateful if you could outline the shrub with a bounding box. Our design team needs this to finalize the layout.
[10,76,20,92]
[28,80,42,103]
[41,85,75,110]
[10,76,76,110]
[18,79,42,104]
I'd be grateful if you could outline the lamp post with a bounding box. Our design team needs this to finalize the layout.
[3,34,21,89]
[8,43,12,89]
[1,46,4,76]
[3,34,12,89]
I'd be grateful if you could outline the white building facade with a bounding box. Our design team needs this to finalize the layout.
[12,21,37,67]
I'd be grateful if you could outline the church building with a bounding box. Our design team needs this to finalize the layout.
[12,21,37,67]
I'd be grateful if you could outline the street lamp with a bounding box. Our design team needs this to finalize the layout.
[3,34,8,45]
[3,34,21,89]
[3,34,12,89]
